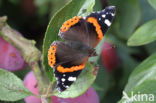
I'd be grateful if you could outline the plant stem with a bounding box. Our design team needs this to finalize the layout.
[0,16,41,63]
[0,16,48,93]
[48,97,52,103]
[45,83,52,97]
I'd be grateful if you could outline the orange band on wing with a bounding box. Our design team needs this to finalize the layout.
[87,17,103,40]
[48,42,57,68]
[60,16,82,32]
[57,64,85,73]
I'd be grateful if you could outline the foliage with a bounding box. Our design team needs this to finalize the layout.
[0,69,32,101]
[119,52,156,103]
[0,0,156,103]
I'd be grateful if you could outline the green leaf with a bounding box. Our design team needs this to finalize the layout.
[0,69,32,101]
[148,0,156,10]
[53,62,97,98]
[43,0,95,81]
[139,0,156,23]
[128,19,156,46]
[116,0,141,39]
[118,52,156,103]
[77,0,95,17]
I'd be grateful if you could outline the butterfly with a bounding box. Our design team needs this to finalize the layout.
[48,6,116,92]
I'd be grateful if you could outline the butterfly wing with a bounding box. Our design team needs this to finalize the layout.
[59,6,116,48]
[59,17,90,46]
[48,41,88,91]
[54,66,82,91]
[86,6,116,41]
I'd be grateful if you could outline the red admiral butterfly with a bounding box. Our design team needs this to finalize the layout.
[48,6,116,92]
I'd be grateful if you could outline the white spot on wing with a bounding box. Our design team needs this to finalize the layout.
[102,14,106,18]
[111,13,115,16]
[99,18,101,21]
[63,74,66,77]
[68,77,76,81]
[61,78,65,82]
[104,19,111,26]
[65,85,69,88]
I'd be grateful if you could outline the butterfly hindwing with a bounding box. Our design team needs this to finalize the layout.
[48,41,88,91]
[54,67,82,92]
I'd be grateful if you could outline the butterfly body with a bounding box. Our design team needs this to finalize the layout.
[48,6,116,92]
